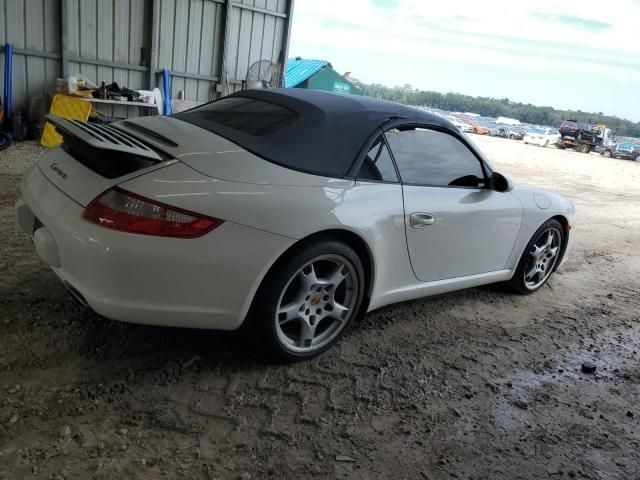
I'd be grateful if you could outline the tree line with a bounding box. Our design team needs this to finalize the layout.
[353,82,640,137]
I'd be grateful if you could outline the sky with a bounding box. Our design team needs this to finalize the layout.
[288,0,640,122]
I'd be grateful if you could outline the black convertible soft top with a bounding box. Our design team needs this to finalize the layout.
[173,88,458,178]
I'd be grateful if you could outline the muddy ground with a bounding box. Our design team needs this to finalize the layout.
[1,136,639,480]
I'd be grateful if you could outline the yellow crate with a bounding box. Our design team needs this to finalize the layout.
[40,94,92,148]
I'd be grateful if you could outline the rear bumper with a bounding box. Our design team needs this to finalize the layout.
[16,164,294,330]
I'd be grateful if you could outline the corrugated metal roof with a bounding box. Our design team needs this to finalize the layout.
[284,58,329,88]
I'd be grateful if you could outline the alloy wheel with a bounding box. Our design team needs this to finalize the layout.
[275,254,359,353]
[524,227,562,290]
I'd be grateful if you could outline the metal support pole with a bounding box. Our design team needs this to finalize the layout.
[279,0,294,86]
[148,0,158,89]
[60,0,69,79]
[218,0,233,97]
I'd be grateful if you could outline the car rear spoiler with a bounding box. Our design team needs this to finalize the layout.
[45,114,162,161]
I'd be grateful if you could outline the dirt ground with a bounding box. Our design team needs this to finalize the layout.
[1,136,639,480]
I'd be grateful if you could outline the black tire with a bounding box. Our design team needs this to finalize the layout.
[509,134,515,139]
[247,237,366,362]
[506,219,564,295]
[556,143,565,150]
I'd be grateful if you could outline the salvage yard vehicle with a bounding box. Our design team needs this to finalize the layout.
[471,123,488,135]
[558,120,595,142]
[523,127,561,147]
[449,117,474,133]
[498,126,525,140]
[556,121,614,154]
[15,89,575,361]
[611,142,640,162]
[485,123,501,136]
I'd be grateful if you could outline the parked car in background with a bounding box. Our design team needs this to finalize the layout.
[559,120,596,142]
[523,128,561,147]
[450,118,474,134]
[611,142,640,161]
[486,123,501,136]
[499,126,524,140]
[471,123,488,135]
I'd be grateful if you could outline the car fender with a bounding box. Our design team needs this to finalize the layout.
[119,165,414,319]
[505,186,575,270]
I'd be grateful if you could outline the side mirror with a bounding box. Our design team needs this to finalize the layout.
[490,171,513,192]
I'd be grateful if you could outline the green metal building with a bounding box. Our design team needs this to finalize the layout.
[284,58,363,95]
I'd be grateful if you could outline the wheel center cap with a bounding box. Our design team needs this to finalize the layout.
[310,297,320,306]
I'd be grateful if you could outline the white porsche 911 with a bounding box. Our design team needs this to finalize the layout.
[16,89,574,360]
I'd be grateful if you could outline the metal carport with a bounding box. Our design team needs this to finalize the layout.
[0,0,294,117]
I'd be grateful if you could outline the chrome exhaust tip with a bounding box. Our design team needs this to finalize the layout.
[64,283,89,310]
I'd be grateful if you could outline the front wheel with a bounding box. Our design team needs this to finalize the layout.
[544,140,549,147]
[603,150,612,158]
[507,219,564,294]
[635,155,640,162]
[248,238,365,361]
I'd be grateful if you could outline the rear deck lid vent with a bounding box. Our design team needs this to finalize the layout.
[46,114,165,179]
[45,115,162,161]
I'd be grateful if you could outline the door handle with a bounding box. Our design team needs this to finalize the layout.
[410,213,436,228]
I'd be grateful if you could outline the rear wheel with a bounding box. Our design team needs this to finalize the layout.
[248,238,365,361]
[578,144,590,153]
[544,140,549,147]
[507,219,564,294]
[635,155,640,162]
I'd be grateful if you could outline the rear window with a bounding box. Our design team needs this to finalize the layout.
[562,121,578,128]
[531,128,546,134]
[182,97,297,136]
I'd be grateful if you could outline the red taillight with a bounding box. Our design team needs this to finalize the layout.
[82,187,223,238]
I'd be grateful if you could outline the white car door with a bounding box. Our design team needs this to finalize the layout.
[385,127,523,282]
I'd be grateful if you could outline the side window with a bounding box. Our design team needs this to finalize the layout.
[357,135,399,182]
[385,128,484,187]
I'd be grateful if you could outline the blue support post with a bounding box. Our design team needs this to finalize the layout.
[162,69,172,116]
[3,43,13,132]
